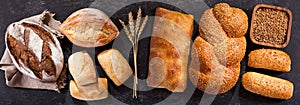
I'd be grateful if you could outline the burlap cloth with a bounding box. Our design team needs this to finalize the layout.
[0,49,66,92]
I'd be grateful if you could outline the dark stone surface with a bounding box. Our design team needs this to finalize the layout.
[0,0,299,105]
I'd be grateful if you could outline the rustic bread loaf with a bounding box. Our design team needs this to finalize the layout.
[59,8,119,47]
[5,11,64,82]
[147,8,194,92]
[248,49,291,72]
[242,72,293,99]
[97,49,132,86]
[189,3,248,94]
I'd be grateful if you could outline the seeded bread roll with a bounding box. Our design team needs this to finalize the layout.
[59,8,119,47]
[248,49,291,72]
[242,72,293,99]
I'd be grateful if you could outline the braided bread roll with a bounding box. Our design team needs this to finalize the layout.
[189,3,248,94]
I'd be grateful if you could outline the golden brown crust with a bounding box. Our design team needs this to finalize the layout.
[242,72,293,99]
[155,8,194,37]
[189,37,241,94]
[213,34,246,66]
[147,8,194,92]
[213,3,248,38]
[248,49,291,72]
[148,37,183,91]
[190,3,248,94]
[59,8,119,47]
[97,49,133,86]
[70,78,108,101]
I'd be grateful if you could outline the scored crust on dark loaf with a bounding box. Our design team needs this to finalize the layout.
[7,22,58,80]
[5,11,64,82]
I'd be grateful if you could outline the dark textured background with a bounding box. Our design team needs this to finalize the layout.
[0,0,299,105]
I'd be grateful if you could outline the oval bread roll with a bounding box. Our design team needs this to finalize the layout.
[59,8,119,47]
[242,72,293,99]
[248,49,291,72]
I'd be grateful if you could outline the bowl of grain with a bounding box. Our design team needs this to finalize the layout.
[250,4,292,48]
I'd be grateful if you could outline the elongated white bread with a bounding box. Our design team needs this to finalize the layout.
[248,49,291,72]
[242,72,293,99]
[147,8,194,92]
[70,78,108,101]
[97,49,132,86]
[68,51,97,86]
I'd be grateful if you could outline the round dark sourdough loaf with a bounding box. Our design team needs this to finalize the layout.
[5,11,64,82]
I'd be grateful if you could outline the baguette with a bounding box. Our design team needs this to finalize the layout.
[242,72,293,99]
[248,49,291,72]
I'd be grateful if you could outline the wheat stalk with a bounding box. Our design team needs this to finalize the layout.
[119,8,148,99]
[119,19,133,44]
[138,15,148,37]
[128,12,135,40]
[135,8,142,37]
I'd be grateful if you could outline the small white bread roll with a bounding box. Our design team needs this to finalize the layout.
[68,51,97,86]
[70,78,108,101]
[97,49,133,86]
[68,51,108,100]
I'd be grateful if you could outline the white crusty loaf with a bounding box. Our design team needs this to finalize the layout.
[59,8,119,47]
[68,51,97,86]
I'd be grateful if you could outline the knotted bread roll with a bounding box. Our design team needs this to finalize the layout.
[189,3,248,94]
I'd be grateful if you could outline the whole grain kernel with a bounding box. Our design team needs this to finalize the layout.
[253,8,289,45]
